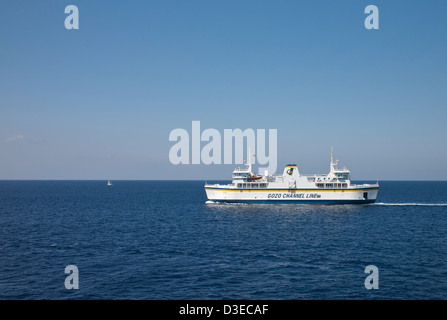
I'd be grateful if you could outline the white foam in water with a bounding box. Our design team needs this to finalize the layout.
[375,202,447,207]
[205,201,447,206]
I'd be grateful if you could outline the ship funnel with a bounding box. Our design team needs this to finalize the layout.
[282,164,299,179]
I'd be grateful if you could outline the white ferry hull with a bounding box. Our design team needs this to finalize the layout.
[205,148,379,205]
[205,186,379,204]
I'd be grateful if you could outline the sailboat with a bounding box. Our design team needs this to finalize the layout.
[107,180,112,186]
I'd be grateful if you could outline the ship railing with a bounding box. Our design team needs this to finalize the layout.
[204,183,234,187]
[233,167,250,172]
[350,183,380,188]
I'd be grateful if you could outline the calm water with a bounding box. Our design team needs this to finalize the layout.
[0,180,446,300]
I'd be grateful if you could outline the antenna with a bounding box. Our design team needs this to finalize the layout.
[330,146,334,172]
[247,146,252,173]
[330,146,333,164]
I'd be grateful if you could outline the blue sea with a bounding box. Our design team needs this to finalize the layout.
[0,180,446,300]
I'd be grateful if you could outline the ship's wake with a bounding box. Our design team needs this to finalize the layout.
[206,201,447,206]
[374,202,447,207]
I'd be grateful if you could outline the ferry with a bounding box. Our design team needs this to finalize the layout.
[205,148,379,204]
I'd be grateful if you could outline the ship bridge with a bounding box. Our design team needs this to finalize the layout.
[327,147,350,181]
[232,167,251,180]
[231,148,264,182]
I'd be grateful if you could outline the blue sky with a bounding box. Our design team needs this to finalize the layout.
[1,0,446,180]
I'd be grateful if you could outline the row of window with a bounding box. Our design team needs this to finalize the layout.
[234,183,349,189]
[233,172,249,177]
[237,183,268,188]
[316,183,348,188]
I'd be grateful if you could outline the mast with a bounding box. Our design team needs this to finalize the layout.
[247,146,252,174]
[330,146,334,174]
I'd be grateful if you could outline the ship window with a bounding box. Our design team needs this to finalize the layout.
[237,184,242,188]
[342,183,347,188]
